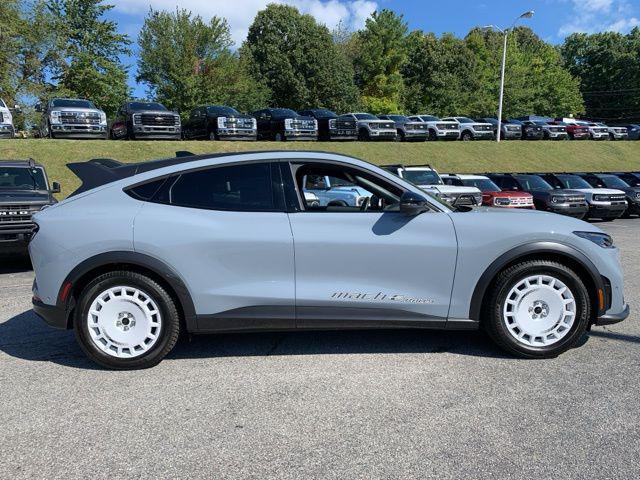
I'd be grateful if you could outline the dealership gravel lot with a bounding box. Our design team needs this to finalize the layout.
[1,220,638,479]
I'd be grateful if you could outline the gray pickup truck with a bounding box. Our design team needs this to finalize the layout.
[36,98,108,139]
[0,98,16,139]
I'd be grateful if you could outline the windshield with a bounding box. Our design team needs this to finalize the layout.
[311,109,336,118]
[271,108,298,117]
[514,175,553,191]
[207,106,239,116]
[354,113,378,120]
[599,174,630,189]
[387,115,408,122]
[52,99,95,109]
[456,117,474,123]
[403,170,442,185]
[129,102,167,111]
[420,115,439,121]
[463,178,500,192]
[0,167,47,190]
[556,175,592,189]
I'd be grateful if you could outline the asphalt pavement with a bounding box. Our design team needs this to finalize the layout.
[0,219,638,479]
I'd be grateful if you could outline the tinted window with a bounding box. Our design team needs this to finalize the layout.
[270,108,298,118]
[463,178,500,192]
[598,174,629,189]
[128,102,167,111]
[127,178,167,201]
[310,109,337,118]
[556,175,595,189]
[169,163,275,211]
[420,115,439,121]
[0,166,47,190]
[514,175,553,191]
[456,117,474,123]
[51,99,95,109]
[402,170,442,185]
[354,113,378,120]
[207,106,239,116]
[493,176,520,191]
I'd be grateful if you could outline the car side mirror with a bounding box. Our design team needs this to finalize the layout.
[400,191,430,216]
[51,182,61,194]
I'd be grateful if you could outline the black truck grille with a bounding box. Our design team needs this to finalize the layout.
[334,120,356,129]
[0,205,40,224]
[136,114,179,126]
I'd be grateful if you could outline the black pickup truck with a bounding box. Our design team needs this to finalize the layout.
[110,101,181,140]
[0,160,59,255]
[298,109,357,141]
[183,105,257,141]
[252,108,317,141]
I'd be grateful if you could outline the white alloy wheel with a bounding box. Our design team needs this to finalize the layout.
[87,286,162,358]
[502,275,576,347]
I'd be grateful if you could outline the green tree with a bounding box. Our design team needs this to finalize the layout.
[31,0,132,116]
[351,9,408,113]
[138,8,267,115]
[0,0,23,103]
[242,3,359,112]
[561,29,640,121]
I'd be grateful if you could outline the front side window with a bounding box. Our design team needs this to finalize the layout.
[138,163,277,212]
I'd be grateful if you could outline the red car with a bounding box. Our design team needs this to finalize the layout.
[552,119,590,140]
[442,174,535,209]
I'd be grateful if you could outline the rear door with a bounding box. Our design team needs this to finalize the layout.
[133,161,295,331]
[282,160,458,328]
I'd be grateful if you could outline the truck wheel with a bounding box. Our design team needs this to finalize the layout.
[483,260,590,358]
[461,131,473,141]
[397,130,405,142]
[358,128,370,141]
[275,132,285,141]
[74,271,181,370]
[209,130,218,141]
[428,130,437,141]
[609,133,615,141]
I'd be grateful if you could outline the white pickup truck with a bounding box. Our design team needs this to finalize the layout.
[0,98,15,139]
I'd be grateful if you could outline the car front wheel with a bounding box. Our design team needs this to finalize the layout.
[484,260,590,358]
[461,131,473,141]
[74,271,180,369]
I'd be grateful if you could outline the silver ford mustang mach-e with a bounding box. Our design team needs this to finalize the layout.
[29,151,629,369]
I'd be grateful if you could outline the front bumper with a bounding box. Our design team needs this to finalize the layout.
[471,131,494,139]
[588,201,627,219]
[133,125,181,139]
[548,202,589,218]
[571,132,590,140]
[596,304,630,326]
[436,130,460,139]
[0,124,14,138]
[328,129,358,140]
[51,123,107,138]
[285,129,317,141]
[591,133,609,140]
[547,132,568,140]
[610,133,628,140]
[502,130,522,139]
[403,129,428,140]
[217,128,257,140]
[368,129,397,140]
[0,224,35,252]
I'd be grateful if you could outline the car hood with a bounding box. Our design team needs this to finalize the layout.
[359,119,395,127]
[52,106,104,114]
[572,188,625,195]
[421,185,481,195]
[131,109,177,116]
[0,190,52,204]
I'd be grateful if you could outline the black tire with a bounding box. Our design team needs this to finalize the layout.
[358,128,370,141]
[543,131,550,140]
[74,271,180,370]
[483,260,591,359]
[209,130,217,141]
[461,131,473,141]
[428,129,437,141]
[275,131,285,141]
[397,129,405,142]
[609,133,615,141]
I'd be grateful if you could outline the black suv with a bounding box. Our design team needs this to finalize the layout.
[252,108,317,141]
[183,105,257,141]
[507,119,544,140]
[298,109,357,141]
[486,173,588,219]
[0,160,59,254]
[110,101,181,140]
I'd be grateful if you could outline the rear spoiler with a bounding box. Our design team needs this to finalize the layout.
[66,151,197,197]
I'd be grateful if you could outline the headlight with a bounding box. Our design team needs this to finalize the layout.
[494,197,511,206]
[217,116,227,128]
[50,111,62,124]
[574,231,614,248]
[99,111,107,124]
[328,118,336,129]
[284,118,293,130]
[437,193,453,203]
[369,122,379,129]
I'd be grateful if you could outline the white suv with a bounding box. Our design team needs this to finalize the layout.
[408,115,460,141]
[442,117,494,141]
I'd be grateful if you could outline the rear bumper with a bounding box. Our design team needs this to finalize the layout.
[596,303,629,326]
[33,298,69,329]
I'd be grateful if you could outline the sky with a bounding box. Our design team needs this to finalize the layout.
[105,0,640,98]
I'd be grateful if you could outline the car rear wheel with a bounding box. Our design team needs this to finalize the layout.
[74,271,180,369]
[484,260,590,358]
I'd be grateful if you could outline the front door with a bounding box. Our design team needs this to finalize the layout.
[283,160,458,329]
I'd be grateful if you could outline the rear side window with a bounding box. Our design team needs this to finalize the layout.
[128,178,167,201]
[168,163,276,211]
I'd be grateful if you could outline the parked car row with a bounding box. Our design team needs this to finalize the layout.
[2,97,637,142]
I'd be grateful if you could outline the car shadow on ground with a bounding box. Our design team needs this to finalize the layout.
[4,309,634,369]
[1,309,514,369]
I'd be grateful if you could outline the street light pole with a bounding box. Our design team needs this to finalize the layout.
[486,10,535,143]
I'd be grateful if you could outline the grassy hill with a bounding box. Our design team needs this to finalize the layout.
[1,139,639,197]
